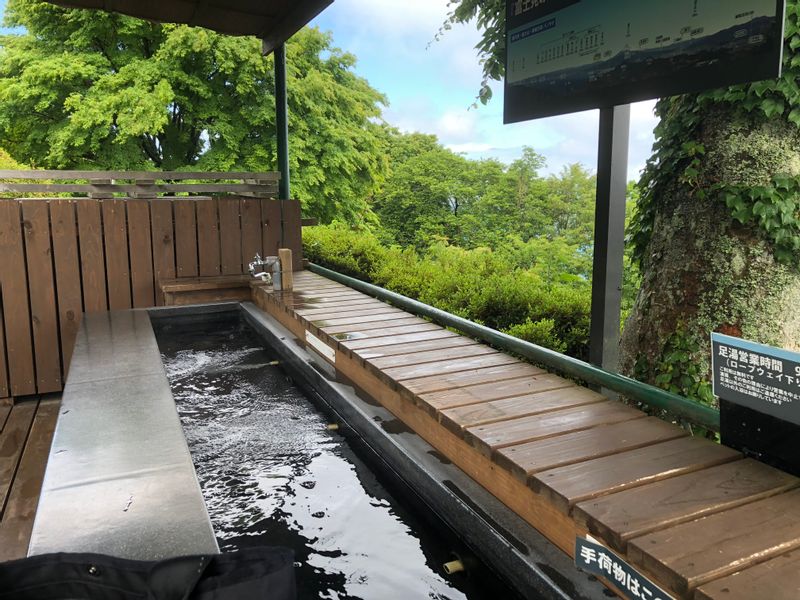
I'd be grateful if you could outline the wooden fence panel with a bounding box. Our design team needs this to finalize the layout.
[261,199,281,257]
[150,200,175,306]
[102,199,132,310]
[127,199,155,308]
[174,200,198,278]
[0,193,299,397]
[76,199,108,313]
[0,297,7,398]
[49,200,83,378]
[21,201,62,393]
[218,198,242,275]
[282,199,303,268]
[240,198,263,266]
[0,200,35,397]
[196,199,221,276]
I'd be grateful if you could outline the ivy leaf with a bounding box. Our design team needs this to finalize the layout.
[761,98,786,119]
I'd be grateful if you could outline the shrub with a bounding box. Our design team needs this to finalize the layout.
[303,223,592,358]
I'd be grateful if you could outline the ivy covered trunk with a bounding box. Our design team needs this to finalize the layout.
[621,1,800,406]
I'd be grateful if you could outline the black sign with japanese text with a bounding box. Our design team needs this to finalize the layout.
[711,333,800,426]
[504,0,786,122]
[575,537,674,600]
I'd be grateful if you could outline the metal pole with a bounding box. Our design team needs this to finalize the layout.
[274,44,290,202]
[589,104,631,372]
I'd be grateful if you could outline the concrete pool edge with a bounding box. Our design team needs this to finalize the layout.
[239,301,608,600]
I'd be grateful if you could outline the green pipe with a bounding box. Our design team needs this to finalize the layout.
[309,263,721,432]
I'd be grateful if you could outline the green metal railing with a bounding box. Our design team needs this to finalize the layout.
[309,263,721,432]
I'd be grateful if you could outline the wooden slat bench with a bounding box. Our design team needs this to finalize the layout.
[251,269,800,600]
[0,396,60,561]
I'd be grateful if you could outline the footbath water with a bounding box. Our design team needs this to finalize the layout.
[155,316,517,600]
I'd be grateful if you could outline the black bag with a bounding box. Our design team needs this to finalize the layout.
[0,547,296,600]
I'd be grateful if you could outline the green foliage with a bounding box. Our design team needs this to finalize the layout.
[0,147,22,169]
[723,176,800,264]
[630,0,800,270]
[0,0,388,223]
[304,224,592,359]
[637,329,715,408]
[439,0,505,104]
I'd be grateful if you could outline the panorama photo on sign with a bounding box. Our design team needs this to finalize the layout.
[505,0,786,122]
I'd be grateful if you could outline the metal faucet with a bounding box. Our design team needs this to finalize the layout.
[248,253,282,290]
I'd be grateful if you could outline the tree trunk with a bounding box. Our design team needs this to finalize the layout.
[620,106,800,402]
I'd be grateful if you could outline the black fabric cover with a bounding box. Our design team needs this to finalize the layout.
[0,547,295,600]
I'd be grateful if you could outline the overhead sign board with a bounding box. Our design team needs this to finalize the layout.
[504,0,786,123]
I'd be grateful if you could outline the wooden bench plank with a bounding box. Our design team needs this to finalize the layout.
[532,437,741,514]
[287,291,371,303]
[339,329,458,351]
[465,401,644,457]
[49,200,83,376]
[495,417,689,482]
[695,550,800,600]
[628,488,800,597]
[320,317,432,337]
[368,343,493,370]
[287,297,386,310]
[0,398,59,561]
[384,353,519,382]
[0,404,11,433]
[439,386,604,436]
[574,459,799,553]
[0,401,37,514]
[160,276,250,292]
[327,324,442,342]
[421,374,575,412]
[401,362,546,397]
[351,335,473,361]
[293,281,349,291]
[298,306,402,321]
[311,311,415,330]
[298,290,377,302]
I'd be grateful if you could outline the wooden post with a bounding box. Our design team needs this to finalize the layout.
[278,248,293,291]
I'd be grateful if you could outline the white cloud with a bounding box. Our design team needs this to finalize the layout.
[447,142,493,154]
[313,3,660,179]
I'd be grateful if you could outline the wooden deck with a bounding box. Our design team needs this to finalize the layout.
[253,270,800,600]
[0,396,60,562]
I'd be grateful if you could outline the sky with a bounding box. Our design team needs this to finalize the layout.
[0,0,660,177]
[309,0,659,177]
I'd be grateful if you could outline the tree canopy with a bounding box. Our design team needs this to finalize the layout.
[0,0,389,222]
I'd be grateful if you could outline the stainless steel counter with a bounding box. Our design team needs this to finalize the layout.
[28,310,219,559]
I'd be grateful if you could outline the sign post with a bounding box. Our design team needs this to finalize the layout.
[589,104,630,371]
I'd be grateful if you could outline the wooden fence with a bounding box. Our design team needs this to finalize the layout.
[0,196,303,398]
